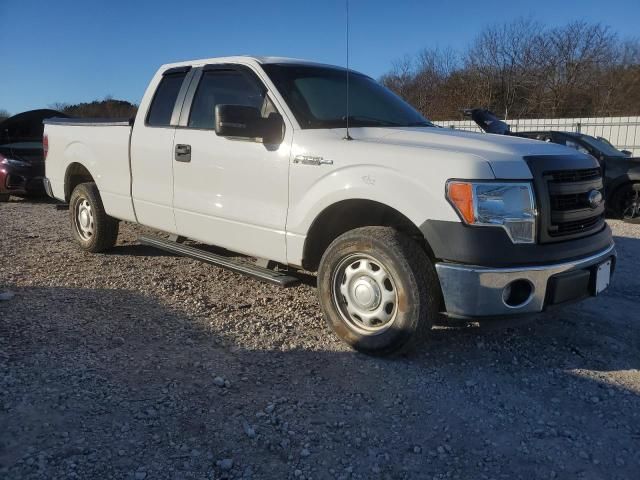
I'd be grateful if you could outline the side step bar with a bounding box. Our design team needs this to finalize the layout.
[138,235,300,288]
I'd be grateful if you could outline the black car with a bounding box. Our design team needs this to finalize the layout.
[0,109,68,201]
[465,109,640,221]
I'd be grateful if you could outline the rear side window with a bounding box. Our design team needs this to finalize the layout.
[146,72,187,126]
[188,70,267,129]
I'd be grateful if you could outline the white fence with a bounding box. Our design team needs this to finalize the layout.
[433,116,640,156]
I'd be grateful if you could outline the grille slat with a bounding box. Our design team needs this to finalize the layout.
[550,214,604,237]
[550,191,603,211]
[547,168,601,183]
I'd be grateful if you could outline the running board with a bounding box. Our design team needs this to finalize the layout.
[138,235,300,288]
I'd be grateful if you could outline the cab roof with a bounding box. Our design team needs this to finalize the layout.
[158,55,347,72]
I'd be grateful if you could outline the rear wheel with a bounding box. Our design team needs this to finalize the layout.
[69,182,119,252]
[0,193,9,202]
[612,183,640,222]
[317,226,440,356]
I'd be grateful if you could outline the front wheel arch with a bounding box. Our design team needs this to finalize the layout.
[301,199,434,272]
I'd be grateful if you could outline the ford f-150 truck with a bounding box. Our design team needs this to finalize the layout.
[43,56,616,355]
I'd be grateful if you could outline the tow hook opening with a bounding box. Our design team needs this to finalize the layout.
[502,279,534,308]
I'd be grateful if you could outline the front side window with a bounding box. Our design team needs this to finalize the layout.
[147,72,187,126]
[188,70,273,129]
[263,64,433,129]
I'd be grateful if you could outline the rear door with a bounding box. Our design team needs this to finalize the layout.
[171,64,291,262]
[131,67,193,233]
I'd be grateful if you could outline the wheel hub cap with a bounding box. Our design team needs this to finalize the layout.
[352,276,381,310]
[75,199,94,240]
[332,254,398,335]
[79,210,90,229]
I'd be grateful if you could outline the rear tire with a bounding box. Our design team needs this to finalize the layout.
[317,226,440,356]
[0,193,9,202]
[69,182,119,252]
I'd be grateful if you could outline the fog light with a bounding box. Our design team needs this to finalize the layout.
[502,279,534,308]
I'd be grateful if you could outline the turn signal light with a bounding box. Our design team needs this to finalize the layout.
[446,182,475,223]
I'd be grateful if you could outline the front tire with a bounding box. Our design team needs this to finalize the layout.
[612,183,640,222]
[69,182,119,252]
[317,226,440,356]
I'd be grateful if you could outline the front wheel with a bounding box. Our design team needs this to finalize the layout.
[317,226,441,356]
[69,182,119,252]
[612,183,640,222]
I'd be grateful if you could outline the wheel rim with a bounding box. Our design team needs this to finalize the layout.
[622,188,640,220]
[331,253,398,335]
[74,198,95,241]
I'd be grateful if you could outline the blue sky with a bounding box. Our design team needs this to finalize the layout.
[1,0,639,114]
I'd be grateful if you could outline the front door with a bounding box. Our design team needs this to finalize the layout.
[171,66,291,263]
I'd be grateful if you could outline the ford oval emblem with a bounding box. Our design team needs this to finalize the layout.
[588,190,603,209]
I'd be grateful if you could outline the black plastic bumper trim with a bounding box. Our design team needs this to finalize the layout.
[420,219,614,268]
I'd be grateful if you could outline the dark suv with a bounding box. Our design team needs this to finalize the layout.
[0,109,67,201]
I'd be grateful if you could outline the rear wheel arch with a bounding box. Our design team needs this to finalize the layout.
[64,163,95,202]
[301,199,434,272]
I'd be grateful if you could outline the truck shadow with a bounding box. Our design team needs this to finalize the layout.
[1,282,638,479]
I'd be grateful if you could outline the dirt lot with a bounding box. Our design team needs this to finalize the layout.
[1,198,639,480]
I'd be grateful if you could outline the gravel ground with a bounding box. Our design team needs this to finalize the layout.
[1,197,639,480]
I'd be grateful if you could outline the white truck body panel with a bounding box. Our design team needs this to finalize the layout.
[45,122,136,222]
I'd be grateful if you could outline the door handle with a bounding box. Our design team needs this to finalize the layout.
[175,144,191,162]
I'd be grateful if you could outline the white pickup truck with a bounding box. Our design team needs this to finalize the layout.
[44,56,615,355]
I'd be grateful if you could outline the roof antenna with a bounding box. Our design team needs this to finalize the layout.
[343,0,353,140]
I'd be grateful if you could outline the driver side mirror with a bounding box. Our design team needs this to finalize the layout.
[214,104,284,144]
[622,150,633,157]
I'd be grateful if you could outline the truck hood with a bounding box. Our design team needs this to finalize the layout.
[349,126,584,179]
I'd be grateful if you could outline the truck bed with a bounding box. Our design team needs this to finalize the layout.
[44,118,136,222]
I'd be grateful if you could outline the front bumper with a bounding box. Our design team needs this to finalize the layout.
[435,244,616,318]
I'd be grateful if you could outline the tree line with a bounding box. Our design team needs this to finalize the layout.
[50,97,138,119]
[380,19,640,121]
[0,99,138,122]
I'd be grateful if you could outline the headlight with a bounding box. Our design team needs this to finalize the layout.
[1,157,31,168]
[446,181,537,244]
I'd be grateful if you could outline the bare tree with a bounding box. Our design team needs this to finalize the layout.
[0,109,10,121]
[465,18,543,119]
[380,19,640,121]
[537,22,617,116]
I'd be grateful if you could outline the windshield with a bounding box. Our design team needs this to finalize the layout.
[578,134,626,157]
[263,64,433,129]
